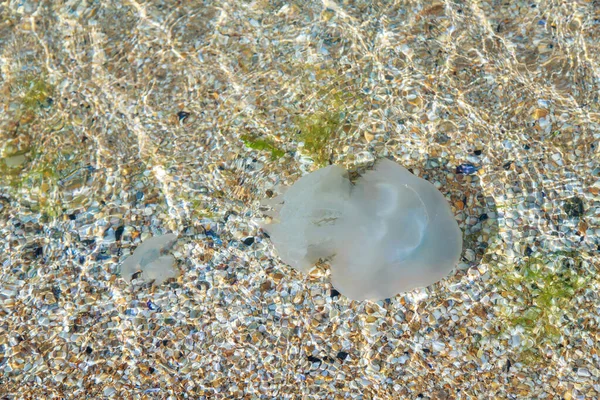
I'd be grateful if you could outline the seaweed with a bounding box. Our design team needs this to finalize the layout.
[20,76,54,110]
[240,135,285,160]
[288,63,366,166]
[491,252,589,363]
[295,110,343,166]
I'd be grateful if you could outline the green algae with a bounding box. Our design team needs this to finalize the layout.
[19,75,54,110]
[295,110,343,166]
[240,135,285,159]
[288,63,367,166]
[490,252,590,364]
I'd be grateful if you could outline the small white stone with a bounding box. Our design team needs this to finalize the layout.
[577,368,591,377]
[432,341,446,352]
[464,249,476,262]
[398,355,409,364]
[511,334,521,348]
[537,99,550,107]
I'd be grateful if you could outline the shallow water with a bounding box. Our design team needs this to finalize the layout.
[0,1,598,398]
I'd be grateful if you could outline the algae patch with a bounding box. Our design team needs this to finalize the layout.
[295,111,343,166]
[19,75,54,110]
[240,135,285,159]
[289,63,366,166]
[490,251,590,363]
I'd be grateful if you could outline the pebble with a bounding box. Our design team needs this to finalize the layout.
[432,341,446,352]
[456,163,479,175]
[464,249,475,262]
[577,368,591,377]
[551,153,562,161]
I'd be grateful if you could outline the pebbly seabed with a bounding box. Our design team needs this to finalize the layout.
[0,1,599,398]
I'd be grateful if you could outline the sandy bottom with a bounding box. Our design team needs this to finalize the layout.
[0,1,598,398]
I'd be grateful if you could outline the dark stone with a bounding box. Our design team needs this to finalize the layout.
[564,196,584,218]
[52,286,61,302]
[85,346,93,354]
[435,133,450,144]
[68,214,77,220]
[479,213,488,221]
[177,111,190,122]
[503,161,513,170]
[242,237,255,246]
[95,252,110,261]
[474,149,482,156]
[224,210,237,221]
[115,225,125,241]
[148,367,155,373]
[330,288,340,298]
[336,351,348,361]
[307,355,322,364]
[503,359,511,372]
[34,246,43,258]
[456,163,478,175]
